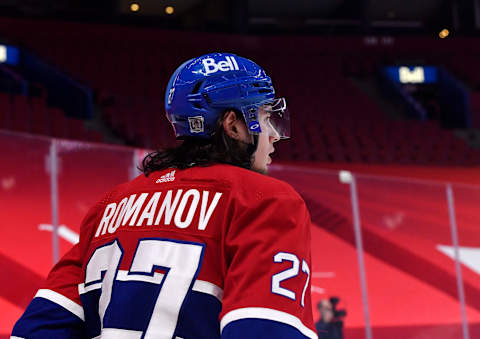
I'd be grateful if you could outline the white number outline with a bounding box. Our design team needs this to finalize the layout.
[271,252,311,307]
[82,238,205,338]
[271,252,299,300]
[83,239,124,329]
[301,259,310,307]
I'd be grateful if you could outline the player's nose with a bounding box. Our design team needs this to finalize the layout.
[268,126,281,143]
[270,134,280,143]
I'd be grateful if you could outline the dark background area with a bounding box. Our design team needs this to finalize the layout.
[0,0,478,36]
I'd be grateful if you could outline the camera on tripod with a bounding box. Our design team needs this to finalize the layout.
[316,296,347,339]
[329,296,347,320]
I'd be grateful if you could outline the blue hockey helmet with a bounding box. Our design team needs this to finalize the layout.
[165,52,290,139]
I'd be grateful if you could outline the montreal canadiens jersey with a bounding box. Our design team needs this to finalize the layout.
[12,164,317,339]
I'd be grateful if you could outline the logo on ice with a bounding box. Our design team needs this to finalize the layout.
[202,56,239,75]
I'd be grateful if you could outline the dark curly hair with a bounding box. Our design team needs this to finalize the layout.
[141,110,255,176]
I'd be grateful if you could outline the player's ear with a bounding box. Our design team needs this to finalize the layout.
[223,110,243,140]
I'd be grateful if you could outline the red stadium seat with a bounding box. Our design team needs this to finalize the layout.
[49,108,67,138]
[11,95,31,132]
[0,92,11,129]
[30,97,49,135]
[86,130,104,143]
[66,118,86,141]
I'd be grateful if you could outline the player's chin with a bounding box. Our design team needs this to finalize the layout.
[264,155,273,173]
[251,155,271,174]
[252,162,269,175]
[256,167,269,175]
[251,165,267,174]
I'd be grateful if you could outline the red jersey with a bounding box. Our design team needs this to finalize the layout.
[13,164,317,339]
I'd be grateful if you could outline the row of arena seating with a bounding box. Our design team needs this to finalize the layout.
[0,92,103,142]
[102,97,175,149]
[277,119,480,165]
[0,19,479,165]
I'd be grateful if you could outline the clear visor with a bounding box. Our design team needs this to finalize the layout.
[242,97,291,139]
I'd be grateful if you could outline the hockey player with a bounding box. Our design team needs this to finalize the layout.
[12,52,317,339]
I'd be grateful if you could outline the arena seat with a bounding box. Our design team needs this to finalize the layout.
[0,92,11,129]
[0,19,479,164]
[11,95,30,132]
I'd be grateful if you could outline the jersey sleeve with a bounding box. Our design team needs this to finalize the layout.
[11,242,86,339]
[220,187,317,339]
[11,194,107,339]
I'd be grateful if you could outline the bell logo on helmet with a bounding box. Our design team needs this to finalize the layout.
[202,56,239,75]
[188,116,205,133]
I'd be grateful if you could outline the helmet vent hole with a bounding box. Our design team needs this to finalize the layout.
[203,93,212,104]
[192,81,203,94]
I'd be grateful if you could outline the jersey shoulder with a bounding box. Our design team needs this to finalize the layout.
[106,165,303,206]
